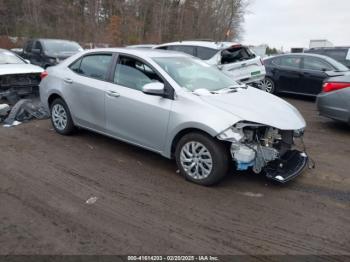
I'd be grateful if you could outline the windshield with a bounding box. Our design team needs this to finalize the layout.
[153,57,239,92]
[0,51,25,64]
[43,40,83,54]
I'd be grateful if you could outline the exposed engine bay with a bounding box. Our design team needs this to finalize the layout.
[218,122,309,183]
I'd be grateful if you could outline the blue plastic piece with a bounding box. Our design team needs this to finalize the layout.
[236,161,254,171]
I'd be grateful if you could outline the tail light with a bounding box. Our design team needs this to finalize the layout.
[323,82,350,93]
[40,71,48,80]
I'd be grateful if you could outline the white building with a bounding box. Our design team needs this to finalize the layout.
[309,39,333,49]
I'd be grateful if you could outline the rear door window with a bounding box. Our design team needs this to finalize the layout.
[303,57,333,71]
[196,47,218,60]
[70,54,112,80]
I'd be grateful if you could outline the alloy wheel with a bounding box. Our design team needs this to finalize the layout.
[258,78,274,93]
[180,141,213,180]
[52,104,68,131]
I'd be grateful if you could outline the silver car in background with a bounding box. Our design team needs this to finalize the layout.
[317,74,350,124]
[40,48,308,186]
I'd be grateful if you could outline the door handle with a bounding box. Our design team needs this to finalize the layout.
[106,90,120,98]
[64,78,73,84]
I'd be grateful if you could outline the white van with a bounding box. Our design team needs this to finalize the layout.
[154,41,266,84]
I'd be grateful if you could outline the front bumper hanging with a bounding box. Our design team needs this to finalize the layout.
[264,150,308,183]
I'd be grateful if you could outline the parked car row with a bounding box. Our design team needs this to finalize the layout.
[1,38,348,186]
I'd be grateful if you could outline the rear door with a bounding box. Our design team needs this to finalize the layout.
[219,45,264,81]
[65,53,114,131]
[300,56,332,95]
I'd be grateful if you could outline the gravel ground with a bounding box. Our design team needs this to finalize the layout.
[0,96,349,255]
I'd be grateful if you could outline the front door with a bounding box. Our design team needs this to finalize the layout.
[105,55,172,152]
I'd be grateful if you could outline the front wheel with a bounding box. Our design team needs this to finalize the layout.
[258,77,275,94]
[175,132,230,186]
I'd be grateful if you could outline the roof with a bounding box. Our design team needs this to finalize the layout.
[155,41,240,50]
[82,47,190,58]
[307,46,350,50]
[35,38,79,43]
[267,53,334,60]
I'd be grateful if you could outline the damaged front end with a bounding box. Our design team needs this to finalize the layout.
[0,73,41,103]
[218,122,309,183]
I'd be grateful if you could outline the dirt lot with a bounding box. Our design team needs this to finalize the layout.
[0,96,349,255]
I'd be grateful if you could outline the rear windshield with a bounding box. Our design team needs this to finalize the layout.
[221,46,255,64]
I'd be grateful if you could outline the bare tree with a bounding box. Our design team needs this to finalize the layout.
[0,0,249,47]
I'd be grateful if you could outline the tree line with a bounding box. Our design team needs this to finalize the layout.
[0,0,248,46]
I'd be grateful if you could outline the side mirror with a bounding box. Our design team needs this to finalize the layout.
[142,82,165,96]
[32,49,41,54]
[25,59,31,64]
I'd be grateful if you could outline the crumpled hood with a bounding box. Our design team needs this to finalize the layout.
[199,87,306,130]
[0,64,44,75]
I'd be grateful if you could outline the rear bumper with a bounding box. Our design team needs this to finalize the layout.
[316,89,350,123]
[264,150,308,183]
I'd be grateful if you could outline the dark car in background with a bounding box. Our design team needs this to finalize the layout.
[22,39,83,68]
[317,74,350,124]
[258,53,350,96]
[305,47,350,69]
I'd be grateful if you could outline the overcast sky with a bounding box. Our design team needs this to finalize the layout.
[243,0,350,51]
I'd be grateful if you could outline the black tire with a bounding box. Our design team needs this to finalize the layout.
[50,98,76,135]
[175,132,230,186]
[258,77,275,94]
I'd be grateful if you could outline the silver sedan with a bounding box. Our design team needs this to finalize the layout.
[40,48,309,186]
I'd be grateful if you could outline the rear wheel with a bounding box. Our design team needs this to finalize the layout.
[50,98,76,135]
[258,77,275,94]
[175,132,230,186]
